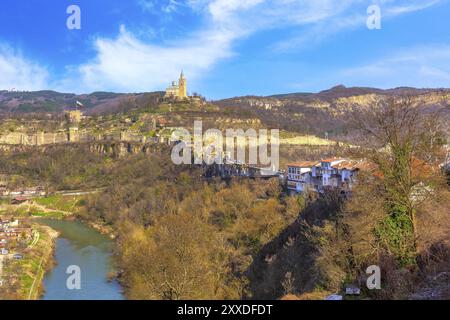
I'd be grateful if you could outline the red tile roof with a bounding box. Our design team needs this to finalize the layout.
[13,197,28,201]
[355,161,379,172]
[321,158,346,163]
[332,160,360,170]
[287,161,320,168]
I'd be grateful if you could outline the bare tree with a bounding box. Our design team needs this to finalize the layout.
[351,95,448,257]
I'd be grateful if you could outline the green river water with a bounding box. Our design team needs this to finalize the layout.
[38,219,124,300]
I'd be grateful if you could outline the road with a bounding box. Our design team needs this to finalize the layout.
[0,188,105,200]
[55,189,105,196]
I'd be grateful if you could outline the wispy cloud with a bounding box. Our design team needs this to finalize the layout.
[274,0,444,52]
[1,0,446,93]
[339,45,450,88]
[0,45,49,91]
[77,0,444,93]
[137,0,156,12]
[69,25,234,93]
[138,0,199,14]
[70,0,367,92]
[384,0,442,16]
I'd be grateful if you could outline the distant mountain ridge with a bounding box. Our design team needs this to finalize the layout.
[1,86,449,114]
[0,90,164,114]
[0,85,450,113]
[251,85,450,100]
[214,85,450,137]
[0,85,448,141]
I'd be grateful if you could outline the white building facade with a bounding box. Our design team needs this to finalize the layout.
[287,158,366,194]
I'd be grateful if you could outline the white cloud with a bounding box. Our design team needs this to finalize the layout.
[339,45,450,88]
[137,0,156,12]
[274,0,444,52]
[384,0,442,16]
[138,0,199,14]
[272,12,366,52]
[0,45,49,91]
[2,0,444,93]
[70,25,234,93]
[72,0,369,92]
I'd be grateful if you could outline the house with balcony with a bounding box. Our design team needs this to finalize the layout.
[317,158,347,189]
[287,161,319,193]
[287,158,375,194]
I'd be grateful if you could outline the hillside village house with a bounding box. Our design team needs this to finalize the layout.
[1,228,32,239]
[0,217,32,252]
[287,158,374,194]
[286,161,319,193]
[0,217,19,229]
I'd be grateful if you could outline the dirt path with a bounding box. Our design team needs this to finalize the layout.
[27,254,45,300]
[29,231,40,249]
[27,226,58,300]
[28,202,73,216]
[0,201,73,216]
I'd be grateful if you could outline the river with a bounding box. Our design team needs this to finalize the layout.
[38,219,124,300]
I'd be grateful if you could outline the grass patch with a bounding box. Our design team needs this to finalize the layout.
[280,135,334,146]
[34,195,83,212]
[29,210,66,219]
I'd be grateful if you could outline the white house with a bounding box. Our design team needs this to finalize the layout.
[287,158,375,194]
[319,158,346,188]
[330,160,362,191]
[287,161,319,192]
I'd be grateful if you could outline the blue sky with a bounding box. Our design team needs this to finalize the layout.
[0,0,449,99]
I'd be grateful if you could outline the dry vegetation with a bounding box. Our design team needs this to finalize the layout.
[0,95,448,300]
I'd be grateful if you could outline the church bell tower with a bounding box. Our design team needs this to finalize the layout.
[178,71,187,98]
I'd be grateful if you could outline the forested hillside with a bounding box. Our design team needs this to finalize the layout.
[2,86,449,141]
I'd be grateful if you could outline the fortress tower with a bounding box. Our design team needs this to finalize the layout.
[65,110,82,124]
[68,127,79,142]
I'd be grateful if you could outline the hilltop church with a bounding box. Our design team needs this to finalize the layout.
[165,71,188,99]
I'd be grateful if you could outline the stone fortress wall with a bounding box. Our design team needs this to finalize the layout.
[0,131,69,146]
[0,110,150,146]
[0,129,150,146]
[0,115,173,147]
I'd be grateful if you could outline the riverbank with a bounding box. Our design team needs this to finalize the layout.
[0,195,74,299]
[39,219,124,300]
[0,223,58,300]
[82,219,117,239]
[1,193,123,300]
[1,192,112,235]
